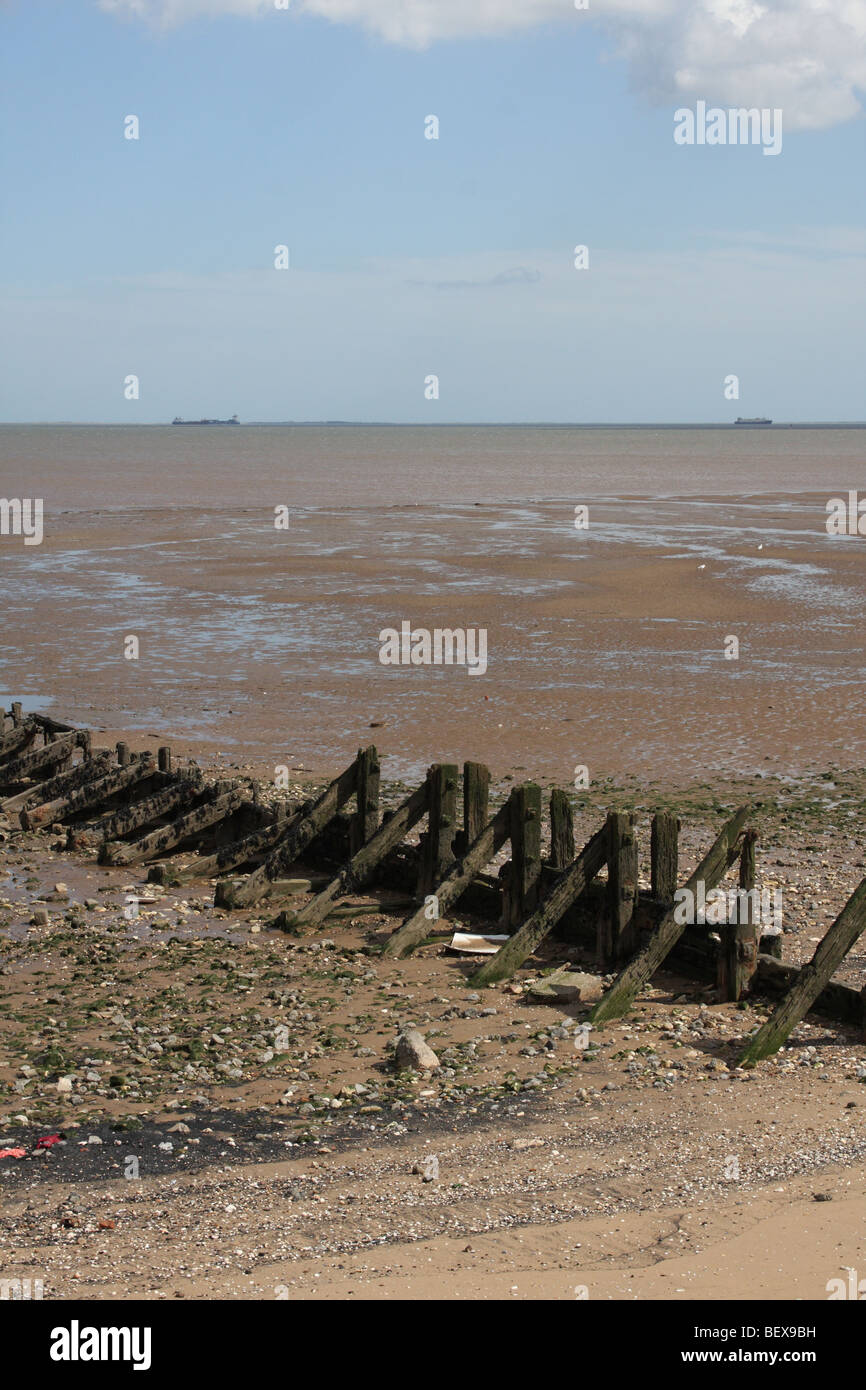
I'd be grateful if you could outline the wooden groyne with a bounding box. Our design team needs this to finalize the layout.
[1,704,864,1060]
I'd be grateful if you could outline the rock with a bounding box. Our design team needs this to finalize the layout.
[56,1076,74,1094]
[528,968,604,1004]
[30,909,49,926]
[394,1028,440,1073]
[512,1137,544,1151]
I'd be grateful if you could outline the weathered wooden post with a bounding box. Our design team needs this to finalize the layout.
[507,783,542,930]
[651,812,679,902]
[116,742,130,767]
[548,789,574,871]
[350,745,380,856]
[718,828,759,1002]
[158,745,172,773]
[417,763,458,899]
[456,761,489,856]
[11,702,22,726]
[599,811,638,964]
[738,877,866,1066]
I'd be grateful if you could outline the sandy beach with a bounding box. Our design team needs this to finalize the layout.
[2,425,865,1305]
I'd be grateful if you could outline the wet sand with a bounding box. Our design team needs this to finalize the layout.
[2,489,865,787]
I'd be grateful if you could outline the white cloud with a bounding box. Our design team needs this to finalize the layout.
[99,0,866,130]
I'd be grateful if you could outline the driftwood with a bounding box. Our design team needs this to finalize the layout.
[471,824,608,986]
[101,785,252,866]
[738,877,866,1064]
[384,802,511,960]
[22,755,156,829]
[589,806,753,1024]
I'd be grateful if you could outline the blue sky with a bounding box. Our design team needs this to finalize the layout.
[1,0,864,422]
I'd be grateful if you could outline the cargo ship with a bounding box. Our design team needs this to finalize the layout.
[734,416,772,426]
[172,415,240,425]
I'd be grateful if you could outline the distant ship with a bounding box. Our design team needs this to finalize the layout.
[734,417,772,426]
[172,414,240,426]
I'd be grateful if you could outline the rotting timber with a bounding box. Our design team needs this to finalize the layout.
[1,705,864,1056]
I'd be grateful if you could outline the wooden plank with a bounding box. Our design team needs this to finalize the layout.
[548,788,574,871]
[0,733,81,788]
[599,811,638,964]
[416,763,458,898]
[507,783,542,930]
[216,761,358,908]
[22,756,157,830]
[588,806,753,1024]
[738,878,866,1065]
[349,745,380,855]
[651,812,679,902]
[756,954,863,1026]
[1,749,113,815]
[101,784,252,867]
[278,781,430,931]
[84,770,202,849]
[0,721,39,762]
[471,824,608,986]
[383,801,511,959]
[149,804,292,884]
[718,828,759,1002]
[32,712,80,736]
[456,761,489,855]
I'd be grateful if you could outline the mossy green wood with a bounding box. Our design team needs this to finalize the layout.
[21,755,156,828]
[738,877,866,1065]
[279,780,430,930]
[471,823,608,987]
[220,755,364,907]
[384,802,511,959]
[589,805,753,1024]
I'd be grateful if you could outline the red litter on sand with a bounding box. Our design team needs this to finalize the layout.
[35,1134,63,1150]
[0,1147,27,1159]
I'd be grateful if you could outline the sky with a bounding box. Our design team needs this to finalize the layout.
[0,0,864,423]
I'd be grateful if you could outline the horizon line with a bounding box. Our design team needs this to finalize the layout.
[3,420,866,429]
